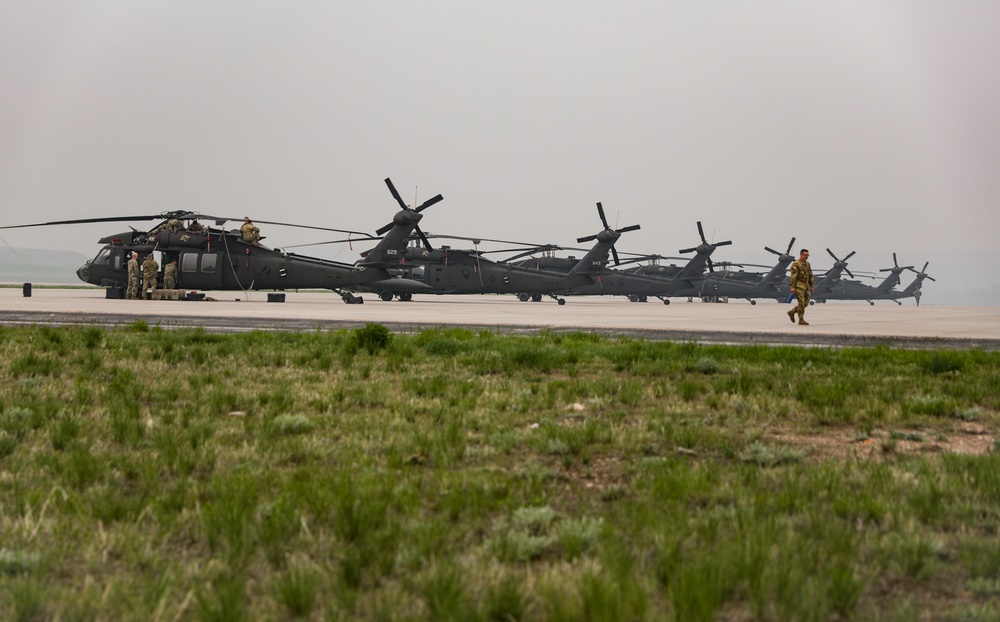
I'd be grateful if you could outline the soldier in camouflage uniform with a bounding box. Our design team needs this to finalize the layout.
[240,217,261,245]
[126,252,140,300]
[787,249,814,325]
[142,254,159,300]
[163,260,179,290]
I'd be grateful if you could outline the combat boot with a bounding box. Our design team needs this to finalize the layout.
[787,309,796,323]
[798,316,809,325]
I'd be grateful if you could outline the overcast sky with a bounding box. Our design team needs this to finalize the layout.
[2,1,998,292]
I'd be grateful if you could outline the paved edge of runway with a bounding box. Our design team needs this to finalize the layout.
[2,310,997,350]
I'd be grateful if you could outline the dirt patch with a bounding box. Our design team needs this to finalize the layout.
[769,423,995,462]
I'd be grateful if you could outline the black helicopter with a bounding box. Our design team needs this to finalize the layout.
[0,178,442,303]
[812,254,933,305]
[691,237,799,304]
[350,203,641,304]
[546,221,731,304]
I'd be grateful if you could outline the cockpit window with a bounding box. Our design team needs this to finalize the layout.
[93,248,111,265]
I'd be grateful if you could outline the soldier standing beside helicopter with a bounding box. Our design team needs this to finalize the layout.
[787,249,814,325]
[163,260,179,290]
[126,252,140,300]
[142,254,159,300]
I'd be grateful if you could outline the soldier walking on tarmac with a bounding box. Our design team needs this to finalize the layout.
[787,249,814,325]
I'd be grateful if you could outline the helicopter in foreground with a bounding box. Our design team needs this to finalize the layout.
[0,178,441,303]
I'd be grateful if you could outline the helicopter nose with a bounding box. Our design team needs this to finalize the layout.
[76,265,90,283]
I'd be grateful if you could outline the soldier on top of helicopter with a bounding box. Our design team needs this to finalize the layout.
[240,217,261,245]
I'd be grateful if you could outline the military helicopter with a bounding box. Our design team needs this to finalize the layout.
[0,178,442,303]
[350,202,641,304]
[693,237,798,304]
[813,254,932,305]
[564,221,733,303]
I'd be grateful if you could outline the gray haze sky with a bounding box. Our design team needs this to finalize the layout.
[2,1,999,295]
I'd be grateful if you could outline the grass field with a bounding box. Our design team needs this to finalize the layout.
[1,322,999,621]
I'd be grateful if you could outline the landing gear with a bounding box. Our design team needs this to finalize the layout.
[749,299,757,305]
[662,298,670,305]
[531,293,543,302]
[399,292,413,302]
[379,290,394,302]
[517,293,530,302]
[558,298,566,305]
[869,301,875,306]
[894,300,902,306]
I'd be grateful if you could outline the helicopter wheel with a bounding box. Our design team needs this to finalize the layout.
[379,291,393,302]
[557,298,566,306]
[639,295,648,303]
[663,298,670,305]
[869,301,875,306]
[517,293,530,302]
[399,292,413,302]
[628,295,638,303]
[531,293,543,302]
[809,300,815,305]
[750,300,757,305]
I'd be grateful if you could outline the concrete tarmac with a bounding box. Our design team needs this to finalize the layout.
[2,288,998,349]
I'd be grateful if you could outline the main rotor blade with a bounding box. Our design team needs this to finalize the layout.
[696,221,706,244]
[414,194,444,213]
[616,224,641,234]
[0,214,163,229]
[415,225,433,251]
[250,220,372,236]
[786,237,796,255]
[422,234,552,248]
[596,202,609,229]
[384,177,408,211]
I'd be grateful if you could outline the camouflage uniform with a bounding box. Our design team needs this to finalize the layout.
[163,261,178,290]
[165,218,183,233]
[126,255,140,300]
[142,255,159,299]
[788,258,814,323]
[187,220,204,233]
[240,219,261,245]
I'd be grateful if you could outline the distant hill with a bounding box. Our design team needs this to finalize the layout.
[0,248,91,285]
